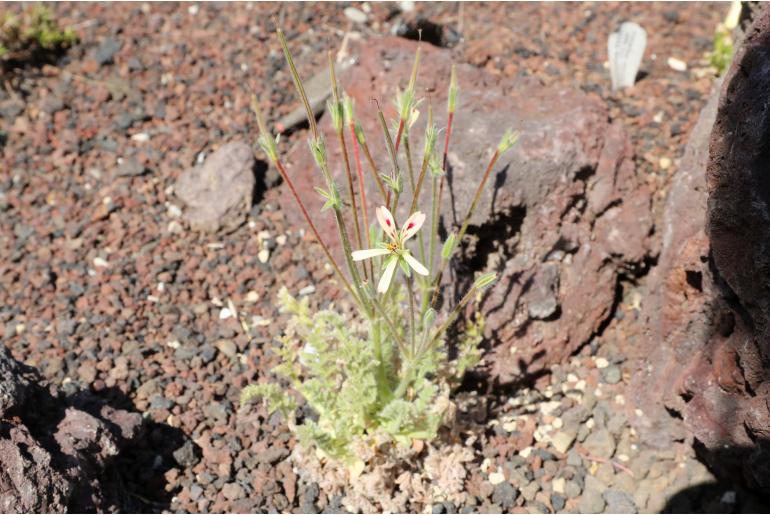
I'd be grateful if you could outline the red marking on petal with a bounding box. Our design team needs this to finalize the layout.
[386,219,391,226]
[407,222,415,229]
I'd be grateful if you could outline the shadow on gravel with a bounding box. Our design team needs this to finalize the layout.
[663,442,770,513]
[252,157,271,207]
[92,386,194,513]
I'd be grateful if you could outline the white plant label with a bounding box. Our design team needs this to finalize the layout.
[608,22,647,91]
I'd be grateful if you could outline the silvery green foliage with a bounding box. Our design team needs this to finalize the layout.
[242,288,483,464]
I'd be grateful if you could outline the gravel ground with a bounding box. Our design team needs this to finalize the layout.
[1,1,767,513]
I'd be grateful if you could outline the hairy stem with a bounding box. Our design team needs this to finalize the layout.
[349,121,374,280]
[424,283,477,353]
[422,174,441,314]
[358,132,388,203]
[274,161,360,306]
[377,108,400,212]
[406,273,416,355]
[329,53,364,262]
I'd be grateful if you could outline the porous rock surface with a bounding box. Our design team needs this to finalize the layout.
[282,36,655,381]
[632,5,770,494]
[0,344,143,512]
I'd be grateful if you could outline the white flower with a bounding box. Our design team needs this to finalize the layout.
[352,206,429,293]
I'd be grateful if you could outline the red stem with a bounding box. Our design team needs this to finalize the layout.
[394,118,406,153]
[274,159,357,302]
[350,122,373,278]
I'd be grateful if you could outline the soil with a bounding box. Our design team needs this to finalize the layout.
[1,1,768,513]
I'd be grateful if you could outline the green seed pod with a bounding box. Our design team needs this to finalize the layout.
[423,123,438,157]
[473,272,497,289]
[441,233,457,260]
[308,137,327,169]
[354,123,366,145]
[422,307,437,327]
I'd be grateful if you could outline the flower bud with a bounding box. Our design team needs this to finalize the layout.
[343,95,355,126]
[308,137,327,169]
[497,129,520,154]
[441,233,456,260]
[327,98,344,132]
[473,272,497,289]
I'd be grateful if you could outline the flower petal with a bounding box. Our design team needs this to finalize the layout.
[400,211,426,241]
[378,257,399,293]
[352,248,390,261]
[403,253,429,276]
[376,206,398,240]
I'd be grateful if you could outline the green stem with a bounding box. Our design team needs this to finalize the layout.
[430,149,501,309]
[329,53,364,262]
[425,284,477,352]
[406,273,416,355]
[421,174,441,314]
[274,160,362,308]
[377,109,401,213]
[359,133,388,204]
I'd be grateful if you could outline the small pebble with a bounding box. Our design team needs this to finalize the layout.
[343,6,367,23]
[667,57,688,71]
[488,471,505,485]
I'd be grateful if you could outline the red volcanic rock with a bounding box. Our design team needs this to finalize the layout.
[280,37,654,379]
[632,5,770,494]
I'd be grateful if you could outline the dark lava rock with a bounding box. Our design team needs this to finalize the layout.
[173,439,201,468]
[0,343,144,512]
[551,493,566,512]
[0,346,29,416]
[491,481,518,511]
[93,37,122,66]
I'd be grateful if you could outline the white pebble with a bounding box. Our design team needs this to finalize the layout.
[276,234,287,246]
[131,132,150,142]
[93,257,109,268]
[188,4,199,15]
[167,204,182,218]
[299,284,316,296]
[245,291,260,303]
[344,6,367,23]
[595,357,609,369]
[219,307,233,320]
[167,340,181,349]
[502,421,518,432]
[488,472,505,485]
[258,249,270,263]
[667,57,687,72]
